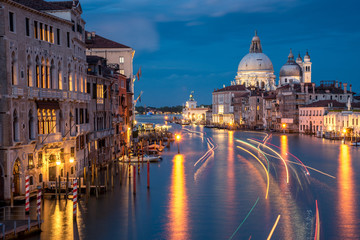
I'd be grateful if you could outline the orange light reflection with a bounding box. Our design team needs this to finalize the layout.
[338,144,358,238]
[167,154,189,240]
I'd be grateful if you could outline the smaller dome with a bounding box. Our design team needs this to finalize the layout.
[288,49,294,59]
[296,53,302,63]
[280,62,302,77]
[304,51,310,62]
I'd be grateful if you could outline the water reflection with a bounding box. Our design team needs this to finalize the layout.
[338,144,358,238]
[167,154,189,240]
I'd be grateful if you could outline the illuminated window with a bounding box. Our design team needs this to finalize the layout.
[119,57,124,63]
[97,84,104,104]
[120,69,125,75]
[218,105,224,114]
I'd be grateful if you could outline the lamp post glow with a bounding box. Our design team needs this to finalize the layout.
[343,129,347,144]
[69,157,74,163]
[282,123,286,134]
[175,134,181,154]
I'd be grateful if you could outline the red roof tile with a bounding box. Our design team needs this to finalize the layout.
[214,85,246,93]
[85,31,131,49]
[13,0,69,11]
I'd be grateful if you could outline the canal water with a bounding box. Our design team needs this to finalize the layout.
[30,115,360,239]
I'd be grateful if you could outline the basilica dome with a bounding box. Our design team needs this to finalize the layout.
[279,63,302,77]
[234,31,276,91]
[279,49,302,77]
[238,52,274,72]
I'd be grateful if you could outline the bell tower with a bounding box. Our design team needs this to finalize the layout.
[303,50,312,83]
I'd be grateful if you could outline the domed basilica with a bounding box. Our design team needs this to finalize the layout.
[233,31,312,90]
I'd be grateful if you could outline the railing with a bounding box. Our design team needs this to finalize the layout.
[38,132,62,144]
[28,87,90,102]
[12,86,24,97]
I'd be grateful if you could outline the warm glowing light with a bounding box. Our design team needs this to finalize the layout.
[282,123,286,128]
[343,129,347,133]
[248,139,289,184]
[229,122,233,126]
[237,145,269,199]
[165,116,168,120]
[69,157,74,163]
[168,154,188,239]
[128,127,131,131]
[134,120,137,125]
[56,160,61,166]
[267,215,281,240]
[176,134,181,141]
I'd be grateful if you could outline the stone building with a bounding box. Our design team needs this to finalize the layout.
[279,49,312,86]
[299,100,346,136]
[212,85,248,125]
[0,0,88,201]
[275,81,354,132]
[85,31,135,147]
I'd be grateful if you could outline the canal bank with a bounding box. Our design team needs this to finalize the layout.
[23,115,360,239]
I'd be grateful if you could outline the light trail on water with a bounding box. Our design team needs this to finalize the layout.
[228,197,260,240]
[236,146,269,199]
[266,215,281,240]
[248,139,289,184]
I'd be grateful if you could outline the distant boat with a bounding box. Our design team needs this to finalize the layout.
[120,154,161,163]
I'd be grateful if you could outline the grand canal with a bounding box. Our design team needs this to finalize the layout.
[31,115,360,239]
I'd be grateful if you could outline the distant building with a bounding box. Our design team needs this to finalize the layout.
[85,31,135,147]
[212,85,249,125]
[182,92,210,123]
[299,100,346,136]
[279,49,312,86]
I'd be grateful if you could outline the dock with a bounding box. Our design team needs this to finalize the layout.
[0,206,43,239]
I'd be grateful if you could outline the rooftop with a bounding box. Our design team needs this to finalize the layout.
[86,31,131,49]
[13,0,72,11]
[214,85,247,93]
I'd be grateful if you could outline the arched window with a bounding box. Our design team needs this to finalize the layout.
[35,56,40,88]
[13,110,19,142]
[68,64,72,91]
[46,59,50,88]
[27,55,32,87]
[28,110,35,140]
[11,52,18,85]
[74,64,77,92]
[50,60,54,89]
[38,109,43,134]
[41,58,45,88]
[58,61,62,90]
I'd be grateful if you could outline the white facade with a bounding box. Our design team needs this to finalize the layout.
[299,107,326,135]
[279,50,312,86]
[324,111,360,136]
[235,32,276,91]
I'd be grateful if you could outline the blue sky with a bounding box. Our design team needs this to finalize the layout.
[80,0,360,107]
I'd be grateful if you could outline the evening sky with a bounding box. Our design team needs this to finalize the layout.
[77,0,359,107]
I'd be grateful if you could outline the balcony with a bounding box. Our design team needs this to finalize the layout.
[76,124,91,135]
[12,86,24,97]
[38,132,63,144]
[28,87,91,102]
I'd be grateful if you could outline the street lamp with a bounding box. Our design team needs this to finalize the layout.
[282,123,286,134]
[175,134,181,154]
[343,128,347,144]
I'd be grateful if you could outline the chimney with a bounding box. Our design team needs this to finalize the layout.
[86,32,92,40]
[312,83,315,94]
[91,31,96,37]
[305,85,308,94]
[335,80,338,88]
[339,82,342,89]
[343,83,348,94]
[301,82,304,93]
[350,84,352,93]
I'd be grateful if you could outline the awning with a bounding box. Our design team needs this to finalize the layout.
[36,101,60,110]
